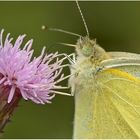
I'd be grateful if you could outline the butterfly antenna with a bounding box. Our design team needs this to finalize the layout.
[76,0,89,37]
[42,25,81,38]
[58,42,76,47]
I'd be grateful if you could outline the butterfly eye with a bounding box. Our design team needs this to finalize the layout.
[90,55,94,59]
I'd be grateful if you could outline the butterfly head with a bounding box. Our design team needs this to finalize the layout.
[76,36,97,57]
[76,36,110,62]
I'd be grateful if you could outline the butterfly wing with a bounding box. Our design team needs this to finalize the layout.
[74,64,140,139]
[74,51,140,139]
[92,84,139,139]
[96,52,140,139]
[108,51,140,59]
[96,67,140,138]
[100,52,140,74]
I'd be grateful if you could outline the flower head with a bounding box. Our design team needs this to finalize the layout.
[0,29,69,104]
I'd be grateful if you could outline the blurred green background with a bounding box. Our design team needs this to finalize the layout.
[1,1,140,138]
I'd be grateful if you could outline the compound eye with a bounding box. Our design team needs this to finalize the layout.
[90,55,94,59]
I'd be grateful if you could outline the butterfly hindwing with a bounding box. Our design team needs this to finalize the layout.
[108,52,140,59]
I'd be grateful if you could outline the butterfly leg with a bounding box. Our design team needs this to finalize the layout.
[63,53,76,64]
[62,53,78,96]
[71,53,76,64]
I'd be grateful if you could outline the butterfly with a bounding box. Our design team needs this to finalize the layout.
[44,1,140,139]
[64,1,140,139]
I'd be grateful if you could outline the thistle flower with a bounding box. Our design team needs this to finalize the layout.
[0,29,70,132]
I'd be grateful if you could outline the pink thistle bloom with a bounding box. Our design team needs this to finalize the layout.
[0,29,70,105]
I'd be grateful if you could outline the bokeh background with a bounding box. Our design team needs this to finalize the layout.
[1,1,140,138]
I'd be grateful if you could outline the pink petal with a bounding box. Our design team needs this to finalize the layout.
[20,89,28,100]
[8,86,16,103]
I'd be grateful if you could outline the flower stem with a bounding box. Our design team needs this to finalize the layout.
[0,88,21,133]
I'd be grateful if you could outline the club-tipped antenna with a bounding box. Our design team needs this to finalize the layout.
[42,25,81,38]
[76,0,89,37]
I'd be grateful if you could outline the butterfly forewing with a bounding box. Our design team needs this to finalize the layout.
[74,60,140,139]
[96,67,140,138]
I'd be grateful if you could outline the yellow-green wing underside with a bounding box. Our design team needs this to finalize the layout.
[74,65,140,139]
